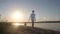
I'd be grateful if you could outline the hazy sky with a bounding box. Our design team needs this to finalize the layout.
[0,0,60,22]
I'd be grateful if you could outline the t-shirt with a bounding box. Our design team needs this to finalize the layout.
[30,13,35,20]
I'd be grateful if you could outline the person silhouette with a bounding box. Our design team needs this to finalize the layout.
[29,10,36,28]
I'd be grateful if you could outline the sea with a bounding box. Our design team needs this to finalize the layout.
[26,23,60,31]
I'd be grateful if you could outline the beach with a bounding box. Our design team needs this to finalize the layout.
[0,23,60,34]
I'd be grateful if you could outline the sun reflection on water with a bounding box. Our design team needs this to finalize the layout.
[12,22,24,28]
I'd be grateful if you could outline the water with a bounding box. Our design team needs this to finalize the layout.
[27,23,60,31]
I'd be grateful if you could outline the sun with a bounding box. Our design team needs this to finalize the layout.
[11,10,23,22]
[13,11,22,19]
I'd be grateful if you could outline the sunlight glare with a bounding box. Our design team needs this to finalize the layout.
[11,10,23,22]
[12,23,24,29]
[12,23,24,26]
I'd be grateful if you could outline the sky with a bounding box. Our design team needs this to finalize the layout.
[0,0,60,22]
